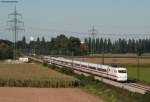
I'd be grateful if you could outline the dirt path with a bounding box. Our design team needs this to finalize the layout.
[0,87,103,102]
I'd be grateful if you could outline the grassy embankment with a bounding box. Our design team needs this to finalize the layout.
[47,64,150,102]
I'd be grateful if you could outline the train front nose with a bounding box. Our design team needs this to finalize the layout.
[117,69,128,81]
[117,73,128,81]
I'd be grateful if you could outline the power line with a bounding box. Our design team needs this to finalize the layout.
[26,26,150,37]
[0,0,18,3]
[89,25,98,39]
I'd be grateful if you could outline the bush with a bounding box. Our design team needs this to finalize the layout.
[43,61,48,67]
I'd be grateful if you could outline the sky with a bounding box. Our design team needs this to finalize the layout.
[0,0,150,41]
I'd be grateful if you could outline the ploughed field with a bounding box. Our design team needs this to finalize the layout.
[0,64,79,87]
[0,88,103,102]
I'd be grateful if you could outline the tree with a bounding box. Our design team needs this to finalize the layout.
[53,35,69,55]
[80,43,88,55]
[107,38,112,53]
[84,38,89,55]
[68,36,81,56]
[22,36,27,53]
[41,36,45,43]
[0,43,13,60]
[128,39,132,53]
[95,38,100,53]
[103,39,107,53]
[48,35,70,55]
[91,38,96,55]
[121,39,127,53]
[88,37,92,54]
[99,38,103,53]
[41,36,47,54]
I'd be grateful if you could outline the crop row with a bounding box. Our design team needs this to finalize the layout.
[0,79,80,88]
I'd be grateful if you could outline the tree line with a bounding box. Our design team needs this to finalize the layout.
[84,37,148,54]
[17,35,149,55]
[1,34,150,59]
[17,35,81,56]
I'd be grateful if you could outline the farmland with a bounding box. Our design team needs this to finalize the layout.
[0,88,103,102]
[71,57,150,65]
[70,56,150,83]
[127,67,150,83]
[0,64,79,87]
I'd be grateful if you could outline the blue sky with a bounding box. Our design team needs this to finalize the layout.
[0,0,150,41]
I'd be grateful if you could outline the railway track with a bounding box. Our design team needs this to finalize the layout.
[29,56,150,94]
[125,83,150,92]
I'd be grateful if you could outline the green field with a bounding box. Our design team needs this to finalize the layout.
[71,55,150,83]
[127,66,150,83]
[0,64,79,87]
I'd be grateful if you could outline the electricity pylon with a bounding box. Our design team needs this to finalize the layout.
[89,26,98,56]
[7,5,24,60]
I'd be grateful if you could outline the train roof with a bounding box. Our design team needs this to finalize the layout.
[51,57,127,70]
[115,67,127,70]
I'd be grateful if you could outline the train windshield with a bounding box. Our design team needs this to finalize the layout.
[118,70,127,73]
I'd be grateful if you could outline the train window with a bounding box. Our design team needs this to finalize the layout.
[118,70,127,73]
[81,65,86,67]
[89,67,96,70]
[97,68,106,72]
[75,64,80,66]
[75,64,77,66]
[65,62,68,64]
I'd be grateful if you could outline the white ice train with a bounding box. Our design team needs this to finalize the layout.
[49,57,127,82]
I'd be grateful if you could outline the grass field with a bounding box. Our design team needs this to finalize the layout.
[127,66,150,83]
[70,57,150,83]
[0,64,79,87]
